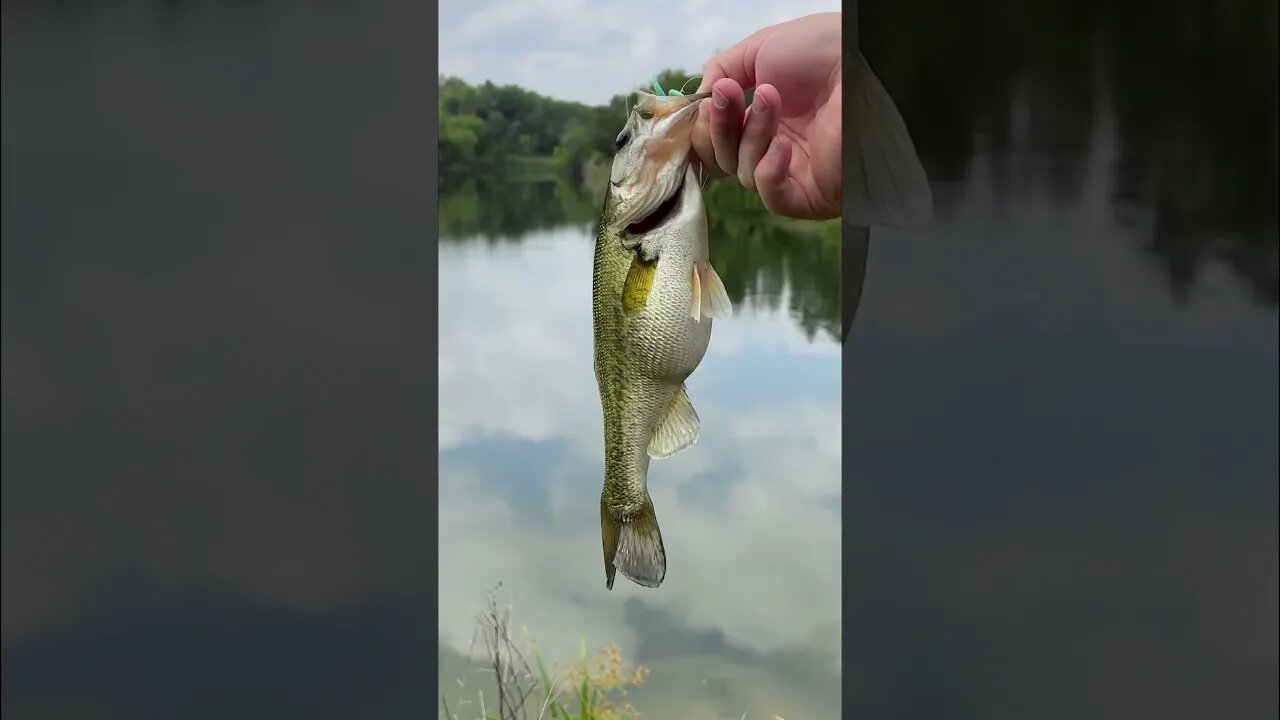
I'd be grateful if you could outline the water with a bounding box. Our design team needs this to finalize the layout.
[436,177,844,718]
[849,2,1278,716]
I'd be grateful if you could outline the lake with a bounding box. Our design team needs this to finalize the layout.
[436,175,845,719]
[849,1,1278,716]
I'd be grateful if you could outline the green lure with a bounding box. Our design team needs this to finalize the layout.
[651,75,701,97]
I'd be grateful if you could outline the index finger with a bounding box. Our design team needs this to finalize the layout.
[695,32,766,93]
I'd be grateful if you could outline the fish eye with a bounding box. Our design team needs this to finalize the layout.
[615,131,630,150]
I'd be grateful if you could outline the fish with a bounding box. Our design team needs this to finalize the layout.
[591,89,732,591]
[842,6,933,340]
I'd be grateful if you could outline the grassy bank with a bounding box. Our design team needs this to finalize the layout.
[440,587,794,720]
[439,588,650,720]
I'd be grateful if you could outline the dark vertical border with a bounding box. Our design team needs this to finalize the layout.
[839,0,872,352]
[840,4,861,719]
[841,225,871,343]
[427,0,443,710]
[841,2,871,348]
[0,1,441,715]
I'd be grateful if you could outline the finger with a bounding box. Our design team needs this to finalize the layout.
[692,79,746,178]
[692,104,722,177]
[696,94,727,176]
[709,79,746,176]
[753,134,813,219]
[736,84,781,192]
[696,32,765,93]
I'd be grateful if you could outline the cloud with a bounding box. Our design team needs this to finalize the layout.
[436,222,844,712]
[436,231,599,453]
[438,0,842,105]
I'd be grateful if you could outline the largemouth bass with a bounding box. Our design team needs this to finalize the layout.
[592,90,732,590]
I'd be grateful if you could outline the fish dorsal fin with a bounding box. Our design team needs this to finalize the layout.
[648,383,700,459]
[696,262,733,319]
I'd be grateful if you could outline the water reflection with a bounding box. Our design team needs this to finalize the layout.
[436,177,843,718]
[862,0,1277,308]
[439,177,844,340]
[437,176,599,243]
[851,1,1278,716]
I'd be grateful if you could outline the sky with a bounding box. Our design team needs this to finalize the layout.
[436,227,842,656]
[438,0,842,105]
[436,226,844,717]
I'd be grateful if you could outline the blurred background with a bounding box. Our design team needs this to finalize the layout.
[3,1,435,717]
[849,0,1277,717]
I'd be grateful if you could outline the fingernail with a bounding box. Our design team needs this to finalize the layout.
[712,88,727,109]
[754,95,769,114]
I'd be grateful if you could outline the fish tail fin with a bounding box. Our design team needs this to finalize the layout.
[600,493,666,590]
[845,51,933,230]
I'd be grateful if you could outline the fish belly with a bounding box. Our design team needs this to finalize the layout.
[622,244,713,385]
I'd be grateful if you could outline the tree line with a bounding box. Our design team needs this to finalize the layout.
[437,71,842,342]
[438,70,725,183]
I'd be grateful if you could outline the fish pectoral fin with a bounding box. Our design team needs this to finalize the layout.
[696,262,733,319]
[845,51,933,231]
[601,495,666,590]
[623,255,657,316]
[689,264,703,322]
[648,383,700,459]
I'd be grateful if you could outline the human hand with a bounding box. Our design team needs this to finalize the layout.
[691,12,843,220]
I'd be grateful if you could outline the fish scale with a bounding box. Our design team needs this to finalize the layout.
[591,90,732,590]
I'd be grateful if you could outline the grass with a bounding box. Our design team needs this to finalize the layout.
[439,585,649,720]
[440,585,794,720]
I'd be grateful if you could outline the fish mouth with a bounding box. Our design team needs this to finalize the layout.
[625,172,685,236]
[635,90,712,122]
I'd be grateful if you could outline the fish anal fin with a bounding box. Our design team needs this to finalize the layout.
[648,383,701,459]
[696,262,733,319]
